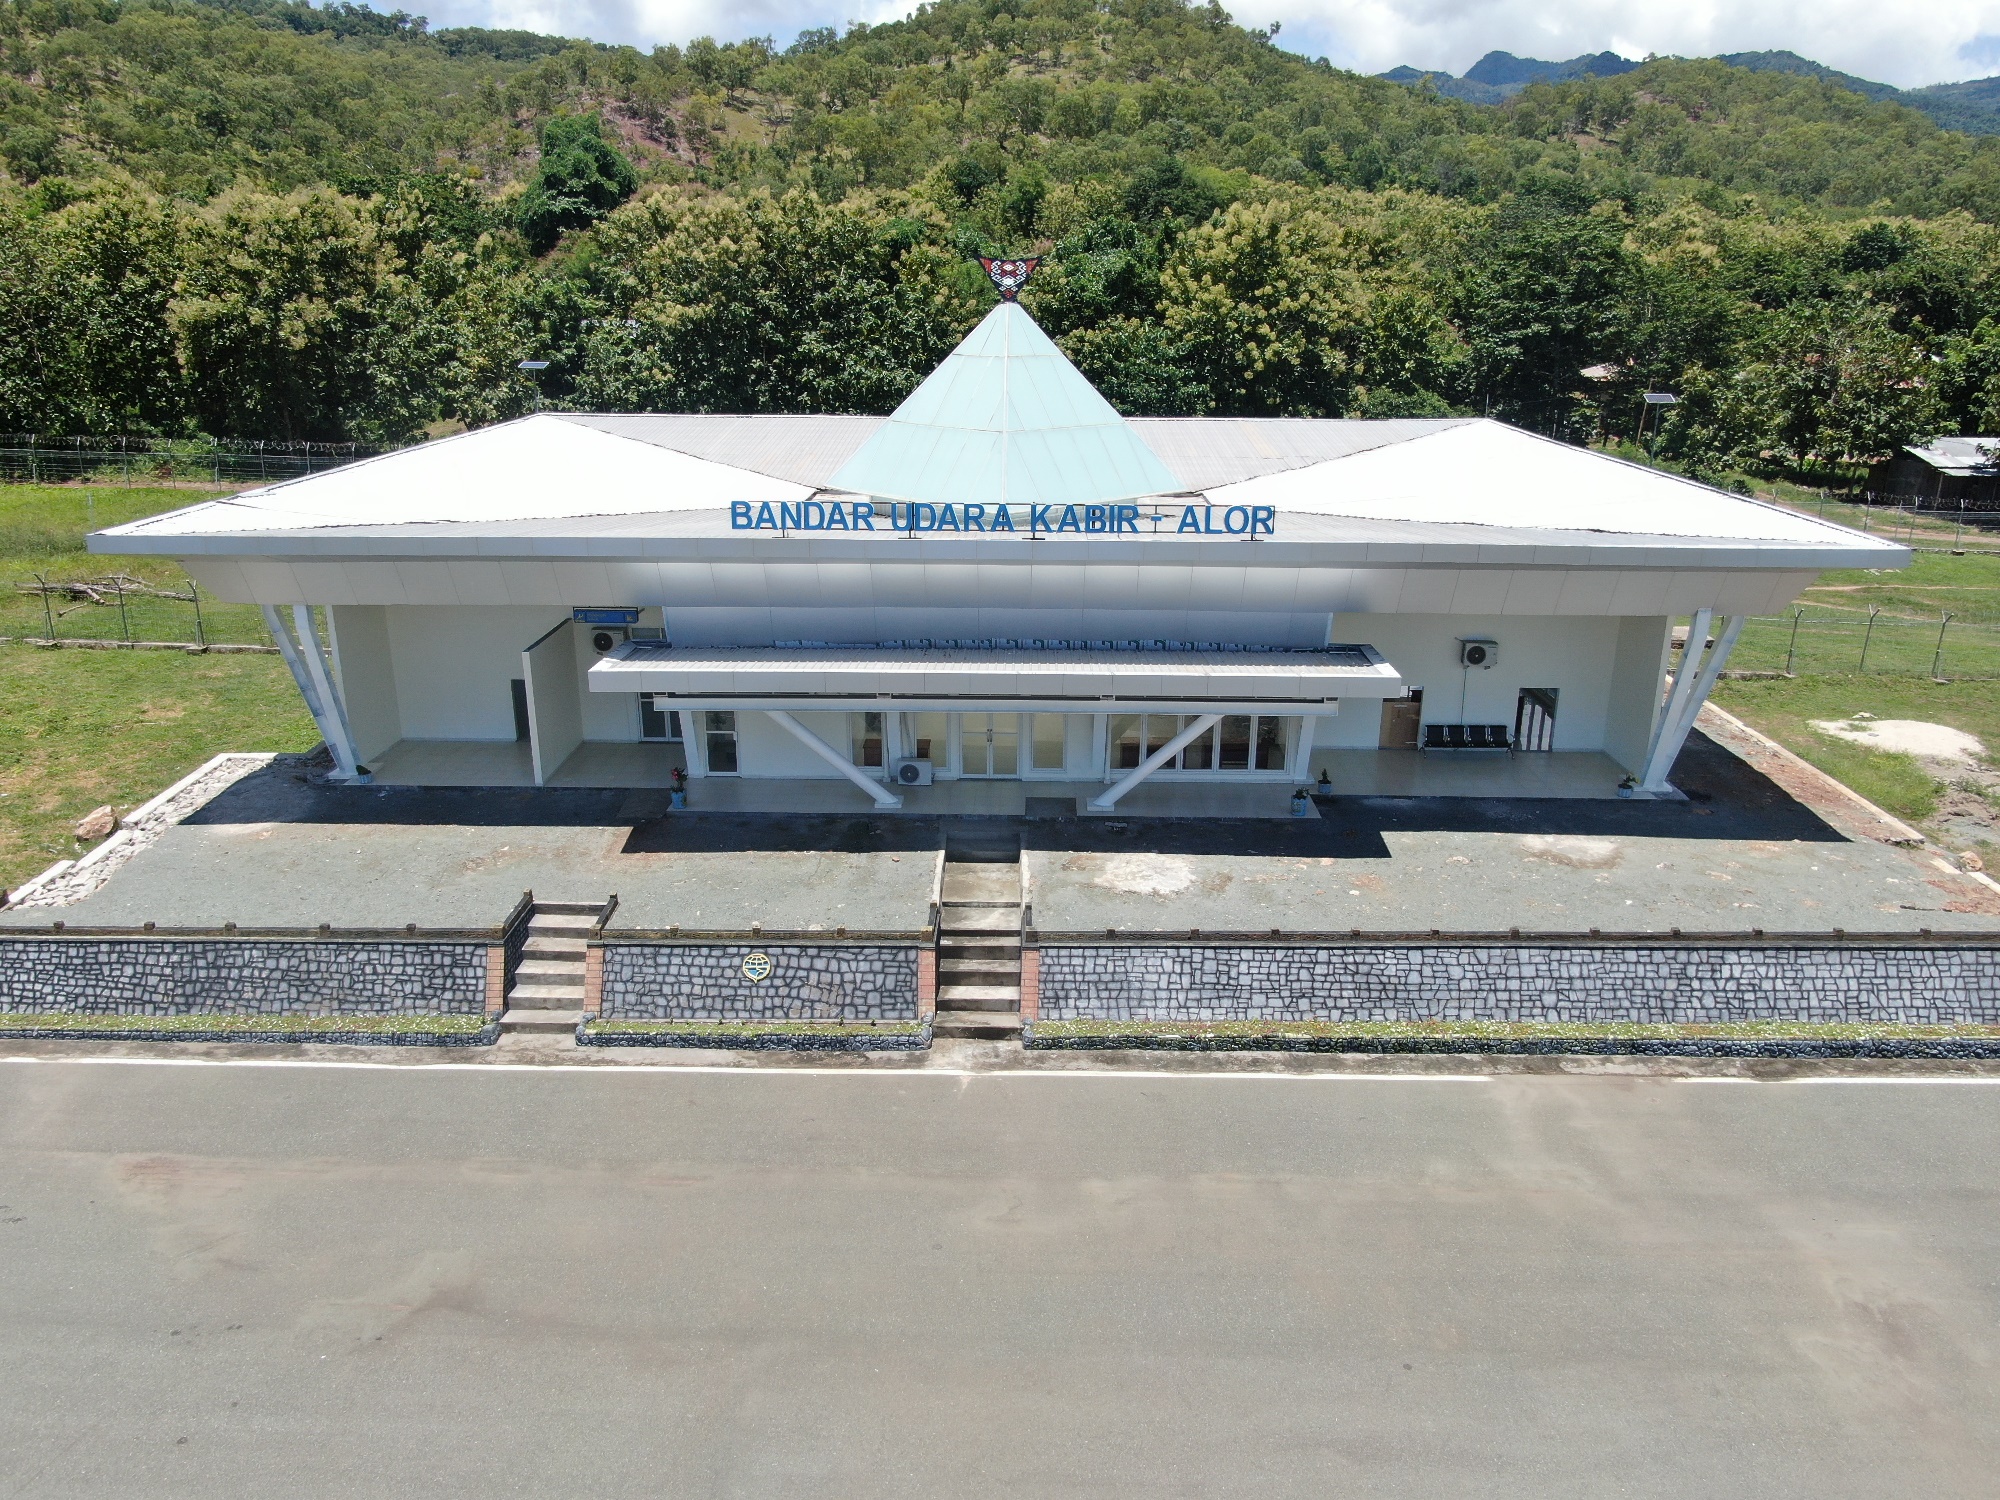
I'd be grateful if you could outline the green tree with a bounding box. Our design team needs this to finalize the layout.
[517,115,639,254]
[0,187,187,434]
[1160,195,1369,416]
[1939,318,2000,433]
[171,189,436,440]
[566,191,984,413]
[1663,300,1943,475]
[1456,181,1629,425]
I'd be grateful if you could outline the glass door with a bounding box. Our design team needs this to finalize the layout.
[960,712,1019,777]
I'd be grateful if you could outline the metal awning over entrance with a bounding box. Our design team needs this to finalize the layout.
[586,640,1402,709]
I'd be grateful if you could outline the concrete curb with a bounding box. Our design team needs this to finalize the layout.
[0,1020,501,1047]
[578,1020,934,1051]
[1021,1028,2000,1058]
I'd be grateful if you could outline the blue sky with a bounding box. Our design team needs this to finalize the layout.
[416,0,2000,90]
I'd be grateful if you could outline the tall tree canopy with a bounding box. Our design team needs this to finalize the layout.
[1,0,1997,481]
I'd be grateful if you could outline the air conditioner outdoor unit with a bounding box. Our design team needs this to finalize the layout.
[590,626,628,654]
[892,758,934,786]
[1459,638,1498,669]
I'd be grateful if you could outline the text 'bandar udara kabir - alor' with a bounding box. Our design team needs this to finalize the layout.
[730,500,1277,535]
[92,255,1909,810]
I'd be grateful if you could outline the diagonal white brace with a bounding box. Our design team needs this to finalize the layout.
[765,711,903,808]
[262,604,361,779]
[1639,609,1710,788]
[1088,713,1222,811]
[1642,613,1743,791]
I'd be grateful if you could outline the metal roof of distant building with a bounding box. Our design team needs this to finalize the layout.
[1904,437,2000,476]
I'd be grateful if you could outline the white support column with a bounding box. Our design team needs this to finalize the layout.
[1639,609,1711,789]
[291,605,360,774]
[1641,614,1744,792]
[262,604,361,779]
[1287,712,1322,779]
[1088,713,1222,812]
[766,711,904,809]
[681,703,709,777]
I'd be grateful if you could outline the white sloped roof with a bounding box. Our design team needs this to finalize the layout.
[95,407,1898,568]
[105,413,810,538]
[1205,420,1872,547]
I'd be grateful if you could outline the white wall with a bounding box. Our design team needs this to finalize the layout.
[1320,615,1622,750]
[327,605,401,762]
[732,711,859,778]
[572,626,641,741]
[385,606,566,741]
[524,620,584,783]
[1604,616,1672,774]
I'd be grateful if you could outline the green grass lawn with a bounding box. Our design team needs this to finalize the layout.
[1708,492,2000,842]
[0,644,317,891]
[0,481,274,645]
[0,480,316,892]
[1707,674,1981,825]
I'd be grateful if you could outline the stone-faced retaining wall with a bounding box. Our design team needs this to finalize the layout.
[599,942,920,1022]
[1035,941,2000,1026]
[0,936,491,1017]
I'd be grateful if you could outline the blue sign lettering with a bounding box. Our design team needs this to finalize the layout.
[728,501,1272,537]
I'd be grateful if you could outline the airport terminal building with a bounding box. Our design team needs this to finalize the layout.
[99,285,1904,813]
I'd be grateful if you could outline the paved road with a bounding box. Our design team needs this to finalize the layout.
[3,1055,1997,1497]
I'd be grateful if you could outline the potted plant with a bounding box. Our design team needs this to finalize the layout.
[670,765,688,810]
[1290,786,1313,817]
[1616,775,1637,799]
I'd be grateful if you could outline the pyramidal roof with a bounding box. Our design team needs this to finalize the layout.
[828,300,1183,508]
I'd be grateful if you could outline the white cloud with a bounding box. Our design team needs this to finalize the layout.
[414,0,851,49]
[415,0,2000,88]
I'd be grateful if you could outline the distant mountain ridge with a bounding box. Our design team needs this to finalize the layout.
[1382,47,2000,135]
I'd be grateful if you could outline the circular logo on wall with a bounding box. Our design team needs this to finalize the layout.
[741,951,773,982]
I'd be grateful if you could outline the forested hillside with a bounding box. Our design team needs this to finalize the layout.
[3,0,1999,486]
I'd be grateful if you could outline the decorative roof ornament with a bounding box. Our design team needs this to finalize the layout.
[979,256,1041,301]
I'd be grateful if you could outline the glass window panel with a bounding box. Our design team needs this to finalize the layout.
[1032,713,1066,771]
[703,709,737,773]
[1110,715,1143,770]
[908,712,947,764]
[852,711,884,767]
[1254,716,1287,770]
[990,715,1018,776]
[1219,715,1252,769]
[1145,716,1176,764]
[1180,719,1215,769]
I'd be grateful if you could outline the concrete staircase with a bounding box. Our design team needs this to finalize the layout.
[498,900,604,1034]
[934,825,1023,1040]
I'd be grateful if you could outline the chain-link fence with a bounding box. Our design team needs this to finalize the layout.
[1734,610,2000,680]
[0,434,397,488]
[8,574,276,650]
[1788,495,2000,554]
